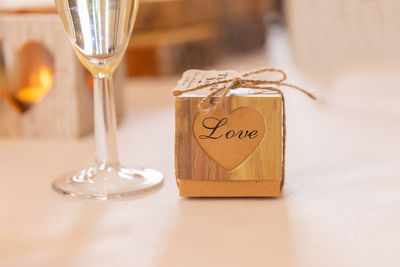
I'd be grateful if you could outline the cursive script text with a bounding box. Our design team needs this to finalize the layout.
[199,117,258,140]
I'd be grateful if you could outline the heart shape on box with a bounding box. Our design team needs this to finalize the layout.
[193,106,265,171]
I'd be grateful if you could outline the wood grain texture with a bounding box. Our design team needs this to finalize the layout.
[0,13,124,138]
[175,92,283,190]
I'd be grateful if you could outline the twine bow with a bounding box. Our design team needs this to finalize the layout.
[173,67,317,189]
[173,67,316,110]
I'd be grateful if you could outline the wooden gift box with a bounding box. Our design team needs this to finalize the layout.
[174,70,284,197]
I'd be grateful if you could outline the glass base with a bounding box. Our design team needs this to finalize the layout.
[52,164,163,200]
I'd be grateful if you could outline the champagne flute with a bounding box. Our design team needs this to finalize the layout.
[52,0,163,199]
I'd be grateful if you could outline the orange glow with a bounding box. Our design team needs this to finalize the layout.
[16,66,54,103]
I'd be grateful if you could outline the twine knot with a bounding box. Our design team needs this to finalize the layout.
[230,77,243,89]
[172,67,316,111]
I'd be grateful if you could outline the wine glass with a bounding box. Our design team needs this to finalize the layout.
[52,0,163,199]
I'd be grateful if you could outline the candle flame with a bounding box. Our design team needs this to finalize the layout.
[16,66,54,103]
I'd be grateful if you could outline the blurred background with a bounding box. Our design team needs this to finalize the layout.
[3,0,399,76]
[1,0,399,130]
[1,1,400,266]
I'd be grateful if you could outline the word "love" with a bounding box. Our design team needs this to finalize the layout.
[199,117,258,140]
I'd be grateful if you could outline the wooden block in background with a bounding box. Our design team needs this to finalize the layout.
[134,0,220,31]
[0,13,124,138]
[219,0,274,21]
[126,18,268,75]
[126,24,219,75]
[135,0,273,31]
[218,17,267,53]
[126,0,275,76]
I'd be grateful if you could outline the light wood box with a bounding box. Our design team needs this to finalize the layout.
[0,12,124,138]
[175,90,284,197]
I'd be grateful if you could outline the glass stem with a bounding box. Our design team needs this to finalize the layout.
[93,74,119,166]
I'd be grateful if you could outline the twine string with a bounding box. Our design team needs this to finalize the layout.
[173,67,317,189]
[173,67,316,110]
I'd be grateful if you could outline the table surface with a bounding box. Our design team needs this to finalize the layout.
[1,27,400,267]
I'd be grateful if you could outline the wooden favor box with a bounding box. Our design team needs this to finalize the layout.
[0,12,124,138]
[174,72,284,197]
